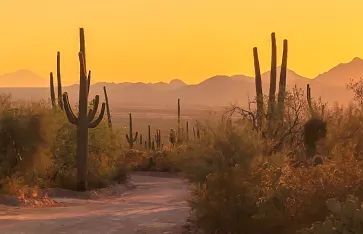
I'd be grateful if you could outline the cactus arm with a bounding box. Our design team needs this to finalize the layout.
[62,92,77,125]
[133,132,138,142]
[88,95,100,122]
[87,108,93,118]
[87,70,91,97]
[126,134,130,142]
[88,103,106,128]
[50,72,56,108]
[56,51,63,109]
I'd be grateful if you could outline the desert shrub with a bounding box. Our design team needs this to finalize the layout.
[297,195,363,234]
[0,96,128,194]
[126,146,184,172]
[0,98,57,193]
[184,95,363,233]
[186,123,363,233]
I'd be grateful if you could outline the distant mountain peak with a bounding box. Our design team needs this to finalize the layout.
[2,69,37,76]
[169,79,186,85]
[351,57,363,62]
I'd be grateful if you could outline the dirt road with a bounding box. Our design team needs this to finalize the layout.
[0,173,190,234]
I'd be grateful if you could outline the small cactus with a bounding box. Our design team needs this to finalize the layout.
[148,125,151,149]
[177,98,181,143]
[186,121,189,141]
[125,113,138,149]
[169,128,176,146]
[152,140,155,151]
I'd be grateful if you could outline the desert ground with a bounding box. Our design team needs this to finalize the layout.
[0,172,190,234]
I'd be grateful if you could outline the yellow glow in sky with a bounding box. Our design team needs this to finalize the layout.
[0,0,361,84]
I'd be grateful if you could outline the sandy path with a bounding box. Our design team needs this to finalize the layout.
[0,173,190,234]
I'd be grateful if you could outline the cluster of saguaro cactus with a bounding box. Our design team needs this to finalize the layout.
[103,86,112,129]
[62,28,106,191]
[253,32,288,131]
[50,51,64,109]
[125,113,138,149]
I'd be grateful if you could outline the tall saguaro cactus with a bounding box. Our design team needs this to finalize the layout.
[267,33,277,121]
[126,113,138,149]
[62,28,106,191]
[103,86,112,129]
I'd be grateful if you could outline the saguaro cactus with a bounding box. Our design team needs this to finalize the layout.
[267,33,277,125]
[307,84,314,116]
[56,51,63,109]
[148,125,151,149]
[186,121,189,141]
[276,39,288,119]
[177,98,181,143]
[103,86,112,129]
[253,47,264,129]
[152,140,155,151]
[155,129,161,150]
[126,113,138,149]
[169,128,176,146]
[62,28,106,191]
[50,73,56,108]
[50,51,64,109]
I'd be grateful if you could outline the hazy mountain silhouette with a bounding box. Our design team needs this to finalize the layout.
[0,57,361,107]
[0,70,47,87]
[314,57,363,87]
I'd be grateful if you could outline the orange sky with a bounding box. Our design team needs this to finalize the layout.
[0,0,362,85]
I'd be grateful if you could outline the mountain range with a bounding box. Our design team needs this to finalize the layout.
[0,57,362,107]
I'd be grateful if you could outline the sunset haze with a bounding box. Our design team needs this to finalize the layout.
[0,0,361,86]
